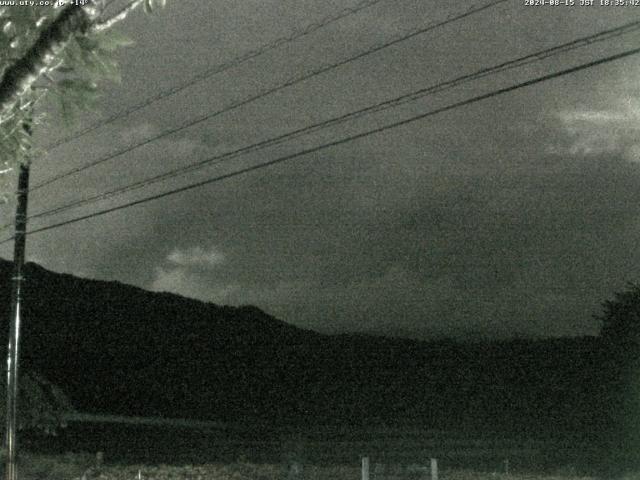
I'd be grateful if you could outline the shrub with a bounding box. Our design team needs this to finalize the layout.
[0,371,74,435]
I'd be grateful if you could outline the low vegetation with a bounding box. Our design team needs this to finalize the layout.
[0,453,613,480]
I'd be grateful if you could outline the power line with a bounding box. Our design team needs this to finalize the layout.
[32,0,508,191]
[20,18,640,225]
[3,45,638,244]
[43,0,388,151]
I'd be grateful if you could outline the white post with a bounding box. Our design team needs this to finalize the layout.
[362,456,370,480]
[430,458,438,480]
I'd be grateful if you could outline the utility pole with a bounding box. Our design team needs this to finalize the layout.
[4,123,31,480]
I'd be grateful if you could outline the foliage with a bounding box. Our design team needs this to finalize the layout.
[0,459,606,480]
[593,284,640,473]
[0,0,167,196]
[597,282,640,348]
[144,0,167,14]
[0,452,93,480]
[0,371,74,435]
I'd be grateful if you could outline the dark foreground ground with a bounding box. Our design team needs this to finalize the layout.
[22,421,600,471]
[16,421,635,479]
[1,454,612,480]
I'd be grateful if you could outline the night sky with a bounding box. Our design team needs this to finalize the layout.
[1,0,639,340]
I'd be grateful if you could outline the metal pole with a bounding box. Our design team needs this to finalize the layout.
[361,456,369,480]
[4,160,30,480]
[430,458,438,480]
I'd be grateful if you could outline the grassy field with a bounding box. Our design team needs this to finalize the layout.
[5,453,615,480]
[30,419,596,470]
[80,465,599,480]
[14,421,626,479]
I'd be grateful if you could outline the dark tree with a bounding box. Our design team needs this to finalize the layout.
[599,283,640,348]
[595,283,640,474]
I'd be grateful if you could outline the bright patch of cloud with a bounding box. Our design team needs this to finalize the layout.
[147,245,235,304]
[553,96,640,161]
[557,110,632,124]
[166,246,226,268]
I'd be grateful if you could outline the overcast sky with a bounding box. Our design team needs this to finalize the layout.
[1,0,639,340]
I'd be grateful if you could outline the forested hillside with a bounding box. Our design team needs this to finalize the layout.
[0,260,608,438]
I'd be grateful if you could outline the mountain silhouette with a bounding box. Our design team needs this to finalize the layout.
[0,259,603,435]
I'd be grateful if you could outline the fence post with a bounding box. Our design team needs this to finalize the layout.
[362,456,370,480]
[430,458,438,480]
